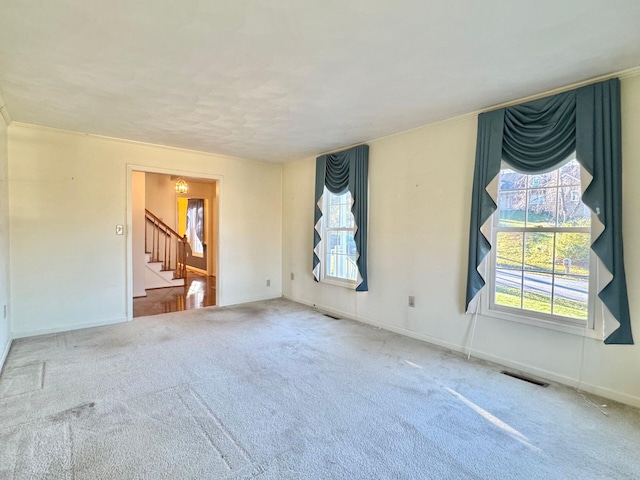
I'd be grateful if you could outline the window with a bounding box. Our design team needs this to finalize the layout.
[489,156,594,328]
[313,145,369,291]
[467,79,632,344]
[186,198,205,257]
[321,187,358,286]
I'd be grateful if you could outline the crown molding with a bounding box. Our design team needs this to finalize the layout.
[484,65,640,113]
[310,65,640,161]
[617,65,640,79]
[8,121,277,167]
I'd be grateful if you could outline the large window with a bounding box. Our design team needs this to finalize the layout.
[489,156,593,327]
[321,188,358,285]
[467,80,632,344]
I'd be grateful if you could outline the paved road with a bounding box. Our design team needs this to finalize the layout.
[496,269,588,303]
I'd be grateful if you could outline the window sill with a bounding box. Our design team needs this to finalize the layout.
[481,307,602,340]
[321,276,357,290]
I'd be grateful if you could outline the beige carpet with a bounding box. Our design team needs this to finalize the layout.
[1,298,639,479]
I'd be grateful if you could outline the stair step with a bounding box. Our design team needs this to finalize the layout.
[144,262,185,289]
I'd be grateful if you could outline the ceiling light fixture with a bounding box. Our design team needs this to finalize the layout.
[175,178,188,194]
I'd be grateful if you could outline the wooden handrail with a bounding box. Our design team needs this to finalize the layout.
[144,209,188,281]
[145,209,183,239]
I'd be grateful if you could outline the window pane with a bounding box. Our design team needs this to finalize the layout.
[498,191,526,227]
[325,230,357,281]
[524,232,554,273]
[559,159,581,186]
[495,232,523,269]
[334,231,347,254]
[326,190,354,229]
[326,253,357,281]
[329,204,340,227]
[495,268,522,309]
[528,170,558,188]
[499,169,527,191]
[555,233,590,275]
[325,231,340,276]
[329,192,343,205]
[558,187,590,227]
[526,189,557,227]
[523,272,552,314]
[553,274,588,320]
[493,155,590,323]
[339,202,354,228]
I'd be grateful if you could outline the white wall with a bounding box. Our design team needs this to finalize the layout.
[131,171,146,297]
[8,125,282,336]
[0,116,11,370]
[282,74,640,408]
[145,173,178,230]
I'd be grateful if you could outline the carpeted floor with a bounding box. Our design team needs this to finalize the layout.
[1,298,639,479]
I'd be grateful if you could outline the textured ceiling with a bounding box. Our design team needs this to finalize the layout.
[1,1,640,163]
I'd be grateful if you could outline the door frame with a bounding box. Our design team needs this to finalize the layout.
[125,164,223,320]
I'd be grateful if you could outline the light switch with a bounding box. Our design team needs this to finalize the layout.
[116,225,124,235]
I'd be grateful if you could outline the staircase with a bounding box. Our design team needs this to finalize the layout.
[144,209,188,289]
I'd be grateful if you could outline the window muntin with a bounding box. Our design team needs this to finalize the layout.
[490,157,591,325]
[322,188,357,284]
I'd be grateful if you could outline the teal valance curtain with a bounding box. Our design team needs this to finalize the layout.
[313,145,369,291]
[465,78,632,345]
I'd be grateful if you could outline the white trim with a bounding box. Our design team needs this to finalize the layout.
[126,169,134,320]
[0,334,13,374]
[480,308,602,340]
[313,67,640,161]
[283,295,640,409]
[126,164,223,316]
[321,276,357,289]
[133,291,147,298]
[10,122,268,166]
[12,317,128,339]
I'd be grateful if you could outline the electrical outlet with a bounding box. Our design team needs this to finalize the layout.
[3,305,6,319]
[408,296,415,308]
[266,279,271,287]
[291,272,295,280]
[116,225,124,235]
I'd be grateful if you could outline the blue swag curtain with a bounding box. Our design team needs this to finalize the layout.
[465,78,633,345]
[313,145,369,291]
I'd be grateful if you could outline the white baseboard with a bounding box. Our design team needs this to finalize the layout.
[284,295,640,409]
[12,317,129,339]
[133,290,147,298]
[466,346,640,409]
[0,334,13,374]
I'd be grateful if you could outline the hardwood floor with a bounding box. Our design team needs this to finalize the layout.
[133,271,216,317]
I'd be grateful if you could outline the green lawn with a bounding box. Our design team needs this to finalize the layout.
[495,212,590,276]
[496,285,588,320]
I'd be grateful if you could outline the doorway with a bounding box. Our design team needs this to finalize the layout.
[126,167,221,319]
